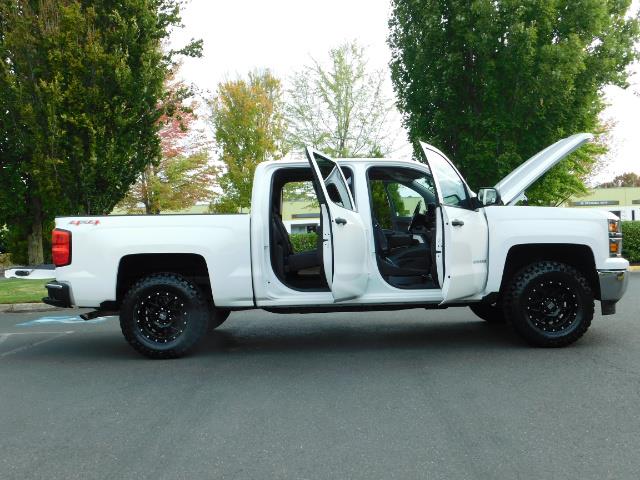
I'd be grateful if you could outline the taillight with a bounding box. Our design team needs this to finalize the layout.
[52,229,71,267]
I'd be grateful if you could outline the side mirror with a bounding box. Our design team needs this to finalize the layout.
[477,188,501,207]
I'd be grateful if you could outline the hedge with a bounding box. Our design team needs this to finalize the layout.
[622,221,640,264]
[290,232,318,253]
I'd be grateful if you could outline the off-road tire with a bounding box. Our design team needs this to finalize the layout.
[502,261,594,347]
[469,302,506,324]
[120,273,209,359]
[208,309,230,332]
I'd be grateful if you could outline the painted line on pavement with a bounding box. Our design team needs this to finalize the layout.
[0,331,74,358]
[16,315,114,327]
[1,331,77,335]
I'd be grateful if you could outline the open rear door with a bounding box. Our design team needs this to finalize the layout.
[305,148,369,301]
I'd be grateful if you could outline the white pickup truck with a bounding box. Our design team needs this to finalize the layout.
[44,134,629,358]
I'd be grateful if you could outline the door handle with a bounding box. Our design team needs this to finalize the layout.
[335,217,347,225]
[451,219,464,227]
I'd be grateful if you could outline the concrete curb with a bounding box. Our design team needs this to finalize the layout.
[630,266,640,272]
[0,303,64,313]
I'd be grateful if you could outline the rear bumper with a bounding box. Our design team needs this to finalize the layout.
[598,269,629,315]
[42,281,73,308]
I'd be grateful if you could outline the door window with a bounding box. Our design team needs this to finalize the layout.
[368,167,437,231]
[422,149,470,208]
[311,152,355,211]
[370,181,423,229]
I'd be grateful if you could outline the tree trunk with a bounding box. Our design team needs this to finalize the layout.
[27,196,45,265]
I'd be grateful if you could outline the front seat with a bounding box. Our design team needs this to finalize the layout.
[373,222,431,277]
[271,211,320,276]
[388,242,430,270]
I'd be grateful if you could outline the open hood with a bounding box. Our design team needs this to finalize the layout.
[495,133,593,205]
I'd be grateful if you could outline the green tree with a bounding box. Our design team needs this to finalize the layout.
[0,0,201,263]
[210,71,286,213]
[287,41,395,158]
[389,0,639,205]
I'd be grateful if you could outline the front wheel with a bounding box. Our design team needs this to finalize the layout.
[502,261,594,347]
[120,273,209,359]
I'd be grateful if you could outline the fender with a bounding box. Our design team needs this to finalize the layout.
[482,206,611,295]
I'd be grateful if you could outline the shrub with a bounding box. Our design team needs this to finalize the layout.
[290,232,318,253]
[622,221,640,263]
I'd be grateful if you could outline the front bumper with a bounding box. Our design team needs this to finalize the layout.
[42,281,73,308]
[598,269,629,315]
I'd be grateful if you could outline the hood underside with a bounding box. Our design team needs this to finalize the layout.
[494,133,593,205]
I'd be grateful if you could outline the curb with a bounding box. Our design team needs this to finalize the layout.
[630,266,640,272]
[0,303,64,313]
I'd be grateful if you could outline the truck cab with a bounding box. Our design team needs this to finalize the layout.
[252,147,486,308]
[44,134,630,358]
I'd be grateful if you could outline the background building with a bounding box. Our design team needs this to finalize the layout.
[566,187,640,221]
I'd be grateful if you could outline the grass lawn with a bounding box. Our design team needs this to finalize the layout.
[0,279,51,304]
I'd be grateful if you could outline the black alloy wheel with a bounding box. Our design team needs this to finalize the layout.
[120,273,208,359]
[135,289,189,344]
[503,261,594,347]
[523,278,580,335]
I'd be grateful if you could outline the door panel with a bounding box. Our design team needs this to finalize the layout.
[306,148,369,302]
[440,206,488,301]
[419,142,489,302]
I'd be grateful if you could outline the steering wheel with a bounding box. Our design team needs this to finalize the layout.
[407,200,422,233]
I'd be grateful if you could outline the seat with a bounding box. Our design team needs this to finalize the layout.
[373,222,431,277]
[271,212,320,277]
[389,242,430,270]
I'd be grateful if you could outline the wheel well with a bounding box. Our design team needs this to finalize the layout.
[116,254,212,305]
[500,244,599,298]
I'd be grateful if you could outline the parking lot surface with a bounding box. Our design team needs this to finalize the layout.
[1,274,639,479]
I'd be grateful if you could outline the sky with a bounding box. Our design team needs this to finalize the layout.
[170,0,640,184]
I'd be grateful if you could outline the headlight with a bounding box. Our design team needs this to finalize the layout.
[608,219,622,257]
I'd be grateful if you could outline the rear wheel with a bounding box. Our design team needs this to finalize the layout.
[503,261,594,347]
[120,273,208,359]
[469,302,505,324]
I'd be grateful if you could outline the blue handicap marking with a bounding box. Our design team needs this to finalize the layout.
[17,315,115,327]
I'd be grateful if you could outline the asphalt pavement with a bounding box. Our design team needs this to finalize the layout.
[1,275,639,480]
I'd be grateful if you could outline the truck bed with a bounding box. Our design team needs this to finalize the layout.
[53,214,253,308]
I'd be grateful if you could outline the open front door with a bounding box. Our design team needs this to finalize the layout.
[419,142,489,303]
[306,148,369,301]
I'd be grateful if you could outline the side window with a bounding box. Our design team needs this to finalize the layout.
[370,181,393,229]
[312,153,355,211]
[370,182,421,229]
[368,167,437,229]
[281,181,320,234]
[391,184,420,217]
[425,149,470,208]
